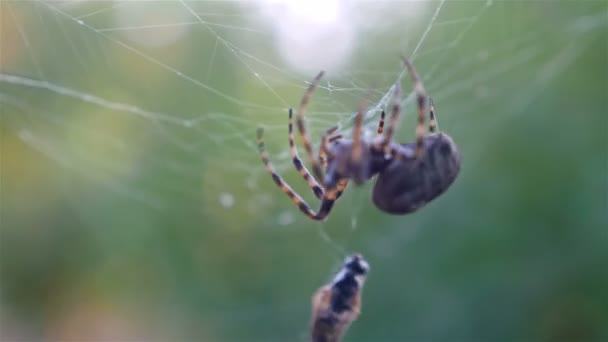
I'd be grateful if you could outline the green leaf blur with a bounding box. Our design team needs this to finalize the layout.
[1,1,606,341]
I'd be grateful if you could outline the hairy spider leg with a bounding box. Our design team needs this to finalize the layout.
[428,97,438,133]
[351,100,367,164]
[375,83,402,154]
[401,57,428,159]
[288,109,324,199]
[257,127,340,221]
[376,110,386,138]
[295,71,325,184]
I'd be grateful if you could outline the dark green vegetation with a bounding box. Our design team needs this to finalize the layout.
[1,1,606,341]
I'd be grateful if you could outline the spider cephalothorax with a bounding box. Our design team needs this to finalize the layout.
[257,58,461,221]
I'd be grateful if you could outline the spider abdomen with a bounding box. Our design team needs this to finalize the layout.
[372,133,461,214]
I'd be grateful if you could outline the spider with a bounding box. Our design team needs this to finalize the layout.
[256,58,461,221]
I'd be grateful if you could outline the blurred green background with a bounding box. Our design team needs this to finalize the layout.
[1,1,607,341]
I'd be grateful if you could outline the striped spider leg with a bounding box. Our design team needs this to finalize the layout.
[288,108,324,199]
[295,71,326,184]
[257,127,342,221]
[379,58,439,161]
[372,57,439,160]
[376,110,386,138]
[256,78,374,221]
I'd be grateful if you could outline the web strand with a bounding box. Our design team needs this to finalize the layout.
[1,0,601,234]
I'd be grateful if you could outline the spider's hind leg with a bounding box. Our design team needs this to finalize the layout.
[374,83,401,155]
[428,97,438,133]
[376,110,385,138]
[401,57,427,159]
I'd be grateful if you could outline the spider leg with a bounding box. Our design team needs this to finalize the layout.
[320,134,343,169]
[328,134,343,143]
[318,125,339,179]
[374,83,401,154]
[401,57,427,159]
[335,178,349,200]
[351,99,367,164]
[376,110,386,138]
[428,97,438,133]
[258,127,340,221]
[288,109,324,199]
[296,71,325,184]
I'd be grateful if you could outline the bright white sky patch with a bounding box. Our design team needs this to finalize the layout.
[254,0,355,74]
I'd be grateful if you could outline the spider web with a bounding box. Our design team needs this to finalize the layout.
[2,1,606,340]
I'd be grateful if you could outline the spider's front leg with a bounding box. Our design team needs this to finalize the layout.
[288,108,324,199]
[257,127,345,221]
[295,71,326,185]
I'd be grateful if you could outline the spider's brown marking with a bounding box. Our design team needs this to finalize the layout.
[376,110,385,138]
[429,97,438,133]
[296,71,325,184]
[376,83,402,154]
[402,57,427,159]
[288,109,323,199]
[257,127,340,221]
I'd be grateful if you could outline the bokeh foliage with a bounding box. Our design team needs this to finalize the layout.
[1,1,607,341]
